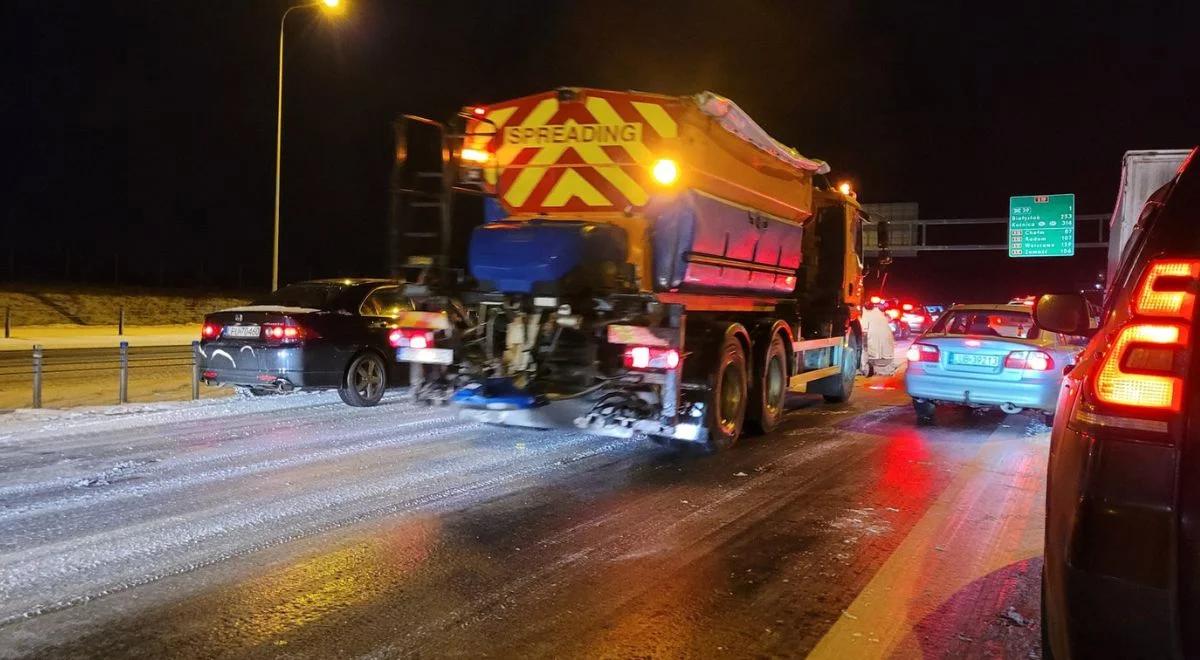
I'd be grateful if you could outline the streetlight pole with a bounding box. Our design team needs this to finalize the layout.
[273,0,341,292]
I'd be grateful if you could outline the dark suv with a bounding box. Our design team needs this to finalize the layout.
[1036,147,1199,658]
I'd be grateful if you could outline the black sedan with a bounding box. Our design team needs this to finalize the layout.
[199,279,412,406]
[1037,147,1200,658]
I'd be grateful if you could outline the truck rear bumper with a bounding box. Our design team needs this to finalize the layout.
[456,398,708,442]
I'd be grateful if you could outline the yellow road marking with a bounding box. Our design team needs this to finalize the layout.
[808,422,1047,658]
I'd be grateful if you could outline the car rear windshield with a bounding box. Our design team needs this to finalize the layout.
[253,284,346,309]
[930,309,1040,339]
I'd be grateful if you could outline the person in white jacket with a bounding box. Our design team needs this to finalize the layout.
[859,300,896,376]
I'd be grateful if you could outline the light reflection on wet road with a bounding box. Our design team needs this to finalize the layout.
[0,369,1048,659]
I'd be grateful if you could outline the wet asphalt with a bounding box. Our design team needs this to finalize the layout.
[0,371,1048,659]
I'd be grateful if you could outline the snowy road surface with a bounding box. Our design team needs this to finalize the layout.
[0,376,1048,658]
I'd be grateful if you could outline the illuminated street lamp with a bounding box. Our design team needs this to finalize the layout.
[273,0,343,292]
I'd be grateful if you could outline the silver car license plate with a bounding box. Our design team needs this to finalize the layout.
[950,352,1000,367]
[225,325,260,338]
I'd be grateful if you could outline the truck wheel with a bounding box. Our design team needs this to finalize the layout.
[746,332,787,434]
[811,332,858,403]
[702,333,748,451]
[338,352,387,407]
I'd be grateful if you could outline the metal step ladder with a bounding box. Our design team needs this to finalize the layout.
[388,115,453,275]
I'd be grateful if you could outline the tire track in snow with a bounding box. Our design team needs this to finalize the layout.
[0,404,455,503]
[0,422,635,629]
[0,414,471,543]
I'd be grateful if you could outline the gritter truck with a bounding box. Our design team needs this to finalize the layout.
[388,87,880,450]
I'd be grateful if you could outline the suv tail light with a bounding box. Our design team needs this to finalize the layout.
[1005,350,1054,371]
[1093,323,1188,412]
[1134,260,1200,319]
[389,328,434,349]
[906,343,939,363]
[623,345,680,371]
[1071,258,1198,435]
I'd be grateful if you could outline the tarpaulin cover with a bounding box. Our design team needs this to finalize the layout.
[693,92,830,175]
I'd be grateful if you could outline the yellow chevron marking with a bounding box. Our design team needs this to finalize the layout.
[585,97,655,166]
[541,168,610,207]
[503,166,545,207]
[485,106,518,128]
[495,98,558,166]
[630,101,678,139]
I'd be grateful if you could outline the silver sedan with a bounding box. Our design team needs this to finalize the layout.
[903,303,1084,424]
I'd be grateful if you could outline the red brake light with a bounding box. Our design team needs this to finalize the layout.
[870,296,882,304]
[1093,323,1187,412]
[201,323,220,339]
[885,309,900,320]
[389,328,435,349]
[623,345,680,370]
[1133,259,1200,319]
[1004,350,1054,371]
[906,343,939,363]
[472,106,486,116]
[902,303,914,311]
[262,322,307,343]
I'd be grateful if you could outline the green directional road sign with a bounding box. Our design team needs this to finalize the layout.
[1009,194,1076,257]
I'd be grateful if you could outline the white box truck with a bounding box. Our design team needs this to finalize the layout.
[1107,149,1191,283]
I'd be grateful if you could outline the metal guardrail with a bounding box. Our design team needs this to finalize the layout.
[0,341,202,408]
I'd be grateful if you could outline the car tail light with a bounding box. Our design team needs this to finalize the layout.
[1005,350,1054,371]
[262,323,308,344]
[201,322,221,339]
[906,343,939,363]
[624,345,680,370]
[902,303,914,311]
[389,328,434,349]
[886,309,901,320]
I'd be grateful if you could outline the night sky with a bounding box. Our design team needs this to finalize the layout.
[3,1,1197,300]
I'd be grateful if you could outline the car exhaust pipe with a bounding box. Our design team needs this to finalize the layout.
[1000,402,1022,414]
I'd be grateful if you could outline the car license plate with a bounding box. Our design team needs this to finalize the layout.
[950,352,1000,367]
[225,325,260,338]
[397,347,453,365]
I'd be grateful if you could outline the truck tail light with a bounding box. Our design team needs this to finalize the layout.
[1005,350,1054,371]
[201,322,221,339]
[389,328,435,349]
[906,343,939,363]
[624,346,680,370]
[1093,323,1187,412]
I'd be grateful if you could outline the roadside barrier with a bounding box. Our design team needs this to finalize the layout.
[0,341,202,408]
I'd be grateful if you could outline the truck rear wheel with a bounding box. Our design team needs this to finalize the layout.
[703,333,748,451]
[746,332,787,434]
[810,331,858,403]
